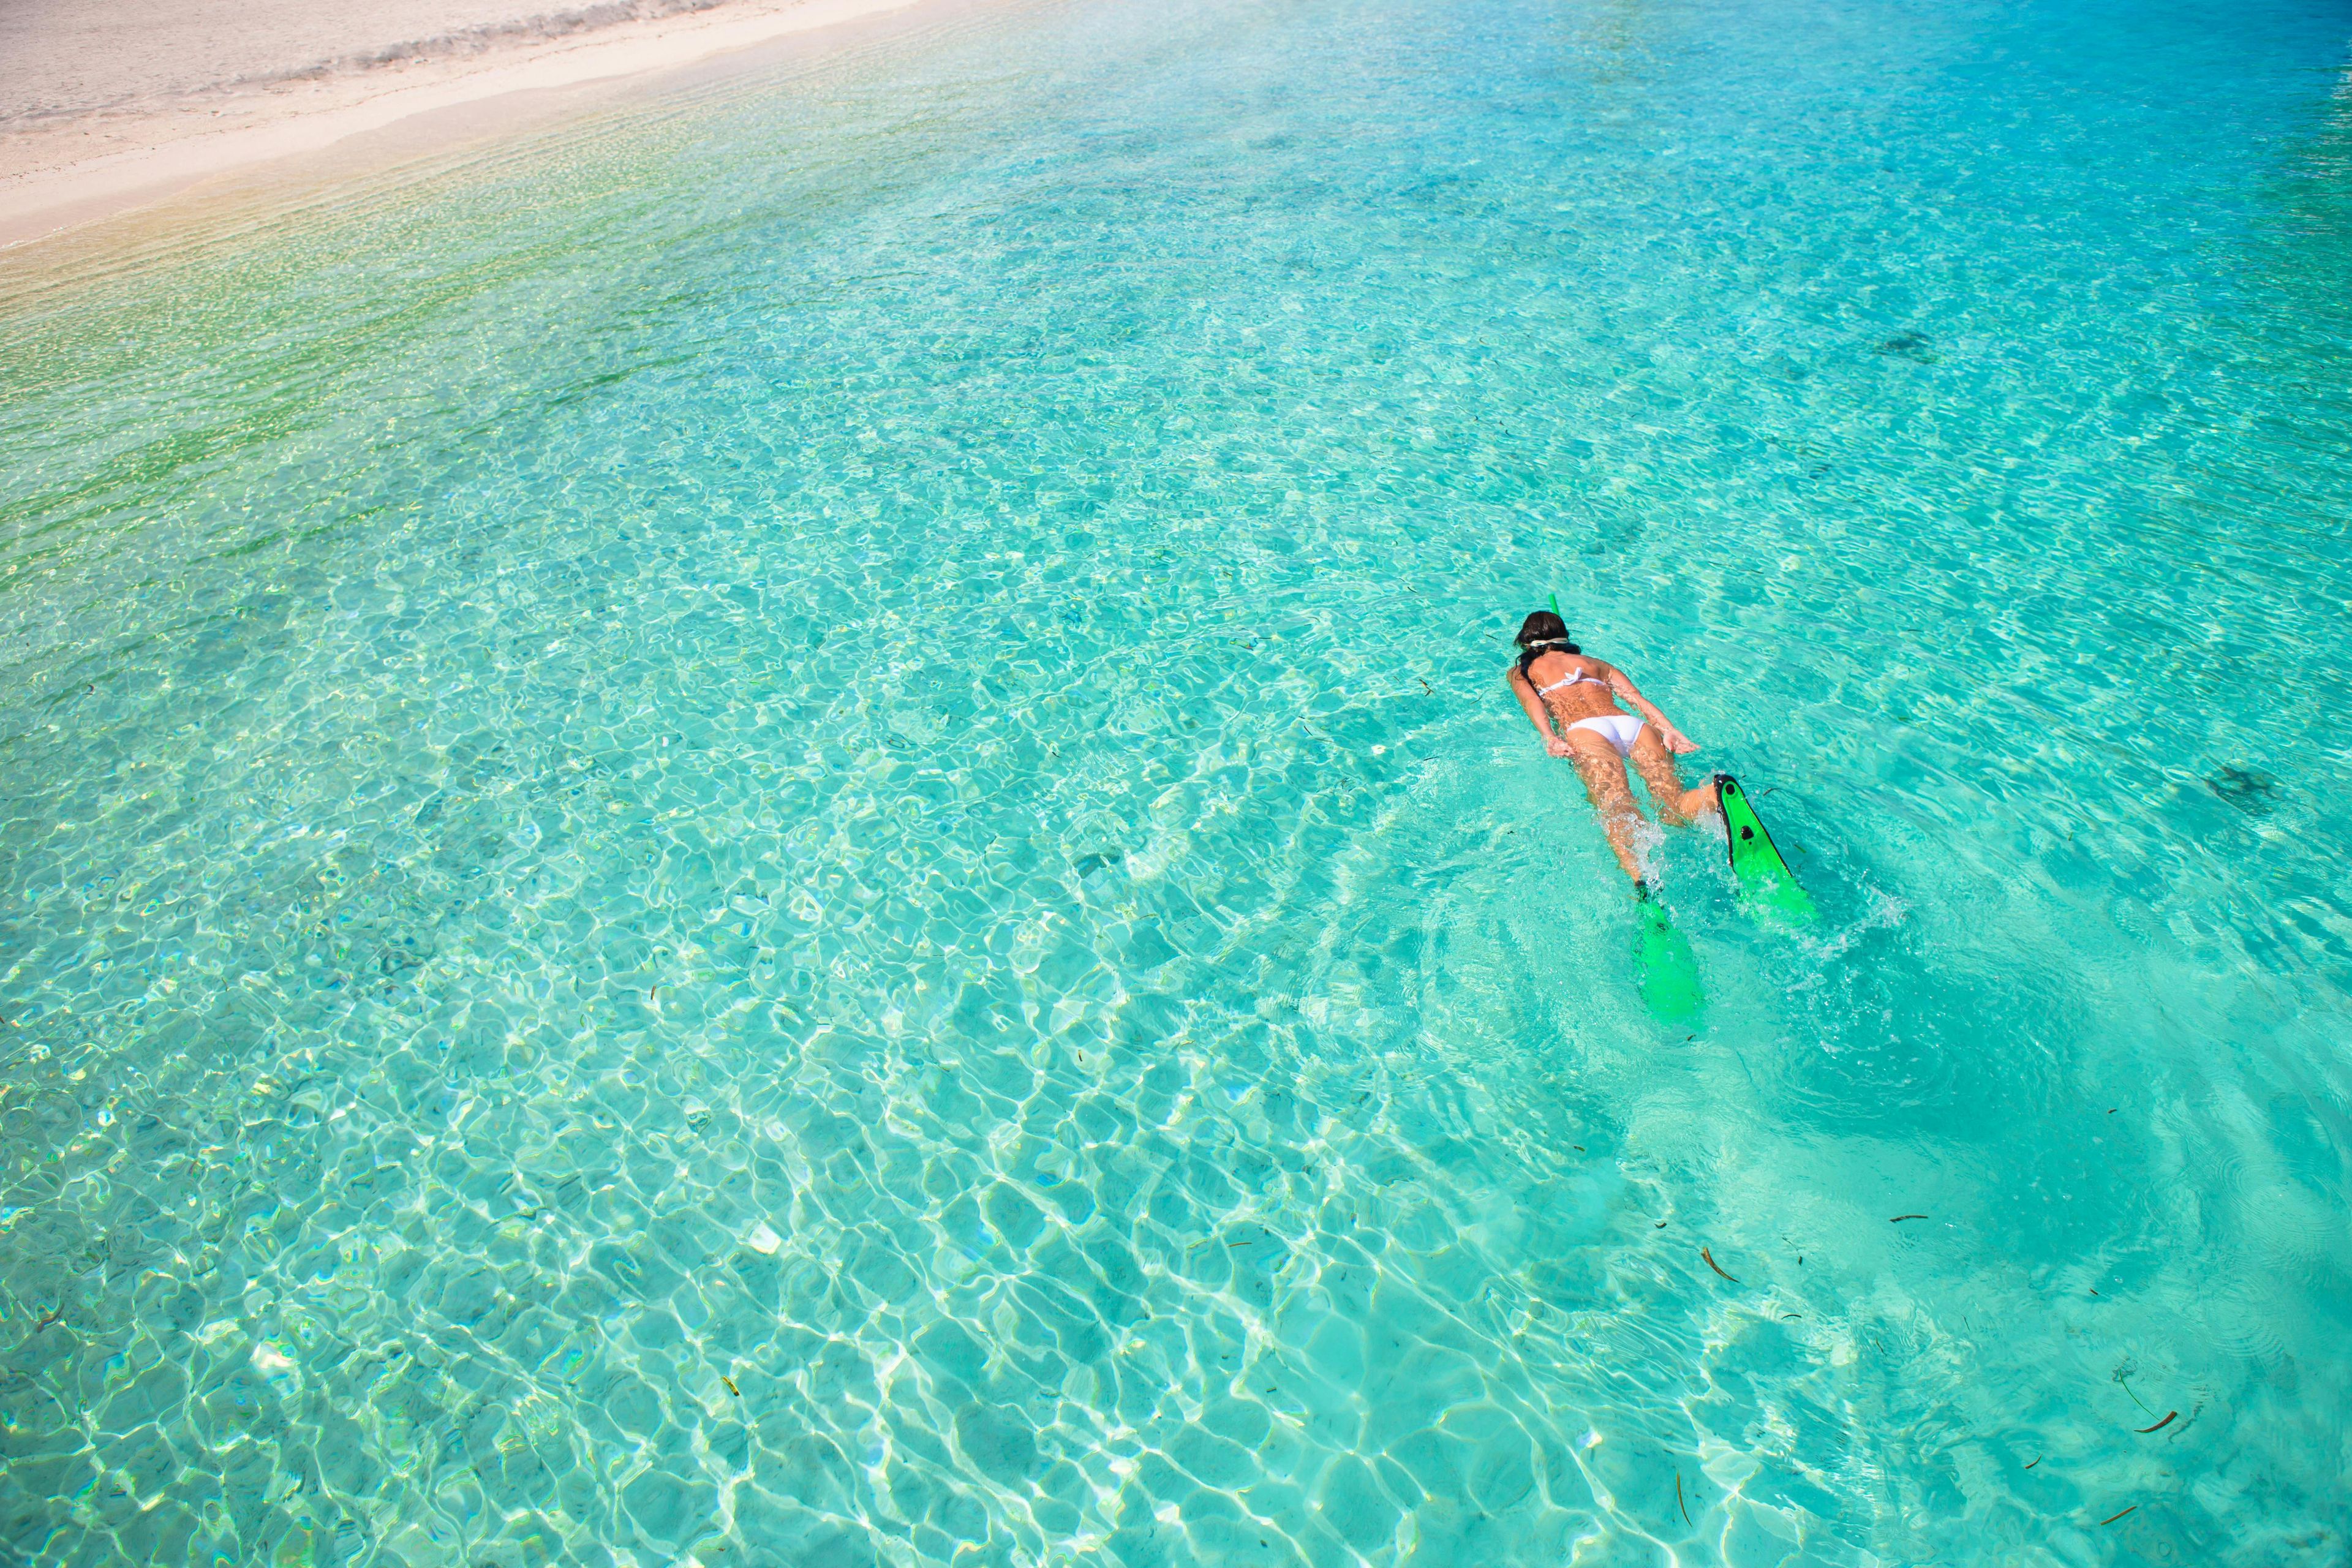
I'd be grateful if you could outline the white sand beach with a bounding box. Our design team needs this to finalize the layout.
[0,0,925,246]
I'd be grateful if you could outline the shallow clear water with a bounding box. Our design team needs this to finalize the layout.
[4,0,2351,1561]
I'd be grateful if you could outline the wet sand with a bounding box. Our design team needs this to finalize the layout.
[0,0,925,247]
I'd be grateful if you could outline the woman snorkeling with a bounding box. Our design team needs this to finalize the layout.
[1506,609,1721,886]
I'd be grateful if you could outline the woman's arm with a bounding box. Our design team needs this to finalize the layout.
[1605,665,1697,754]
[1507,668,1575,758]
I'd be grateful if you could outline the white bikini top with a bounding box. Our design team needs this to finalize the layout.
[1535,667,1605,697]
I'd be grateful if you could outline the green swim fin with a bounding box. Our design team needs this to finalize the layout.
[1716,773,1815,924]
[1634,884,1705,1022]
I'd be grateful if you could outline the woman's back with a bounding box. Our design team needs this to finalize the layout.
[1521,650,1618,720]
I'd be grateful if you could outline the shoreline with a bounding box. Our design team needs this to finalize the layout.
[0,0,927,251]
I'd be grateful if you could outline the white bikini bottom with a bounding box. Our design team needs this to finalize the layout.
[1566,714,1645,758]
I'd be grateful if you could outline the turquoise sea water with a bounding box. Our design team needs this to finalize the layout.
[4,0,2351,1560]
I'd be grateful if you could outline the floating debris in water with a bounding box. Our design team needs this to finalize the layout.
[722,1376,741,1398]
[2207,766,2278,814]
[2023,1456,2041,1470]
[1676,1472,1692,1525]
[2136,1411,2176,1434]
[2098,1505,2138,1526]
[1891,1214,1928,1223]
[1702,1248,1739,1284]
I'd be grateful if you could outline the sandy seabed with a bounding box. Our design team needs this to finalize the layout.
[0,0,927,247]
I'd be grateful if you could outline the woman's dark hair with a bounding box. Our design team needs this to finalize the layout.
[1515,610,1580,679]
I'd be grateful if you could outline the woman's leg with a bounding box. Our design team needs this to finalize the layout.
[1564,729,1649,883]
[1630,727,1721,825]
